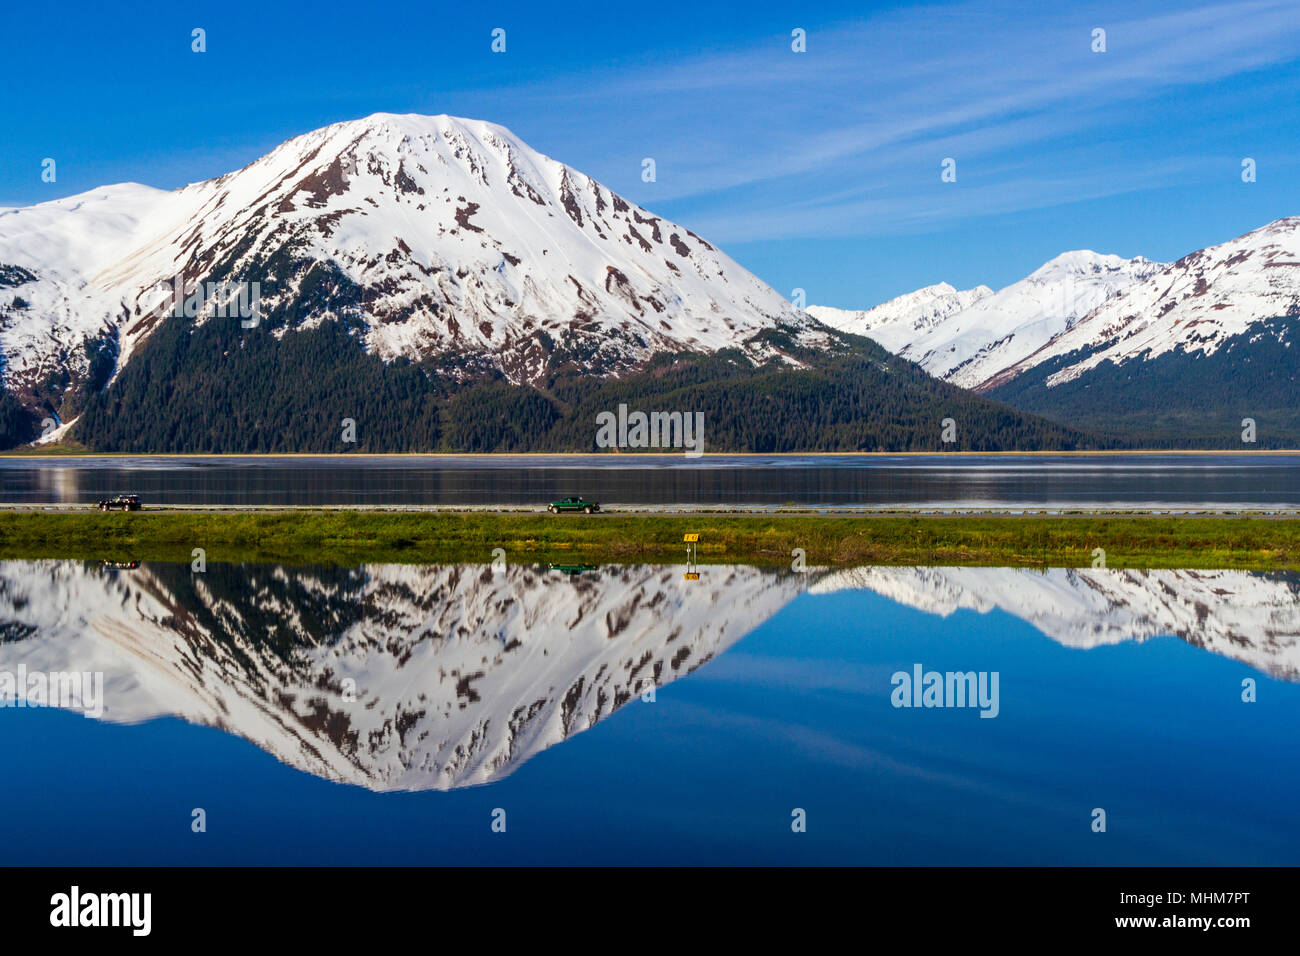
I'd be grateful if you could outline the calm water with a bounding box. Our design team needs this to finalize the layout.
[1,560,1297,865]
[2,453,1299,509]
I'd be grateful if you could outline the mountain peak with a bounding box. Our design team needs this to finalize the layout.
[1021,213,1300,390]
[807,280,994,355]
[1028,249,1157,281]
[0,111,829,423]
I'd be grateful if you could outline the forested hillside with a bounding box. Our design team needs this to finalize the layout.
[987,317,1300,447]
[69,309,1098,453]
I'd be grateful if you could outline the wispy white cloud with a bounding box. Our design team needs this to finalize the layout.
[463,0,1300,241]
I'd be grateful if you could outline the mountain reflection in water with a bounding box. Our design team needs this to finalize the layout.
[0,560,1296,792]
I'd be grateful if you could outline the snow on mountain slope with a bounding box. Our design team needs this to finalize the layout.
[814,566,1300,680]
[808,281,992,355]
[985,217,1300,390]
[0,184,175,395]
[0,113,828,408]
[0,561,805,791]
[811,252,1163,389]
[812,218,1300,397]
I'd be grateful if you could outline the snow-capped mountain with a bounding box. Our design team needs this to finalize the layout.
[809,217,1300,443]
[0,113,827,412]
[811,218,1300,401]
[0,560,806,791]
[984,217,1300,390]
[811,251,1164,389]
[808,281,992,356]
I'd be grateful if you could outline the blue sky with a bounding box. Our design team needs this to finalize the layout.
[4,0,1298,307]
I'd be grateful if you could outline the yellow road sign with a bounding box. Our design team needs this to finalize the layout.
[683,533,700,542]
[684,572,700,581]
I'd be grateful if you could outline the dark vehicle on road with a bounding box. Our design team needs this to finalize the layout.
[548,496,599,514]
[97,494,142,512]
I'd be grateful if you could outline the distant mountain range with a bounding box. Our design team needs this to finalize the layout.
[0,112,1294,451]
[809,252,1166,390]
[2,560,1296,790]
[812,218,1300,445]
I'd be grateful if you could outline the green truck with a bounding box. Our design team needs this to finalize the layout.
[548,496,600,514]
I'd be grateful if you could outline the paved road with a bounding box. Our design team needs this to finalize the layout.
[2,503,1297,517]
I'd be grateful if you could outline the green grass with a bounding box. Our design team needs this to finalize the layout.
[0,441,94,457]
[0,511,1296,569]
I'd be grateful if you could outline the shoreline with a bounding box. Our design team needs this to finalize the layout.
[4,449,1300,460]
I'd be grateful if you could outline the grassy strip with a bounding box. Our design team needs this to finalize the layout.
[0,511,1296,569]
